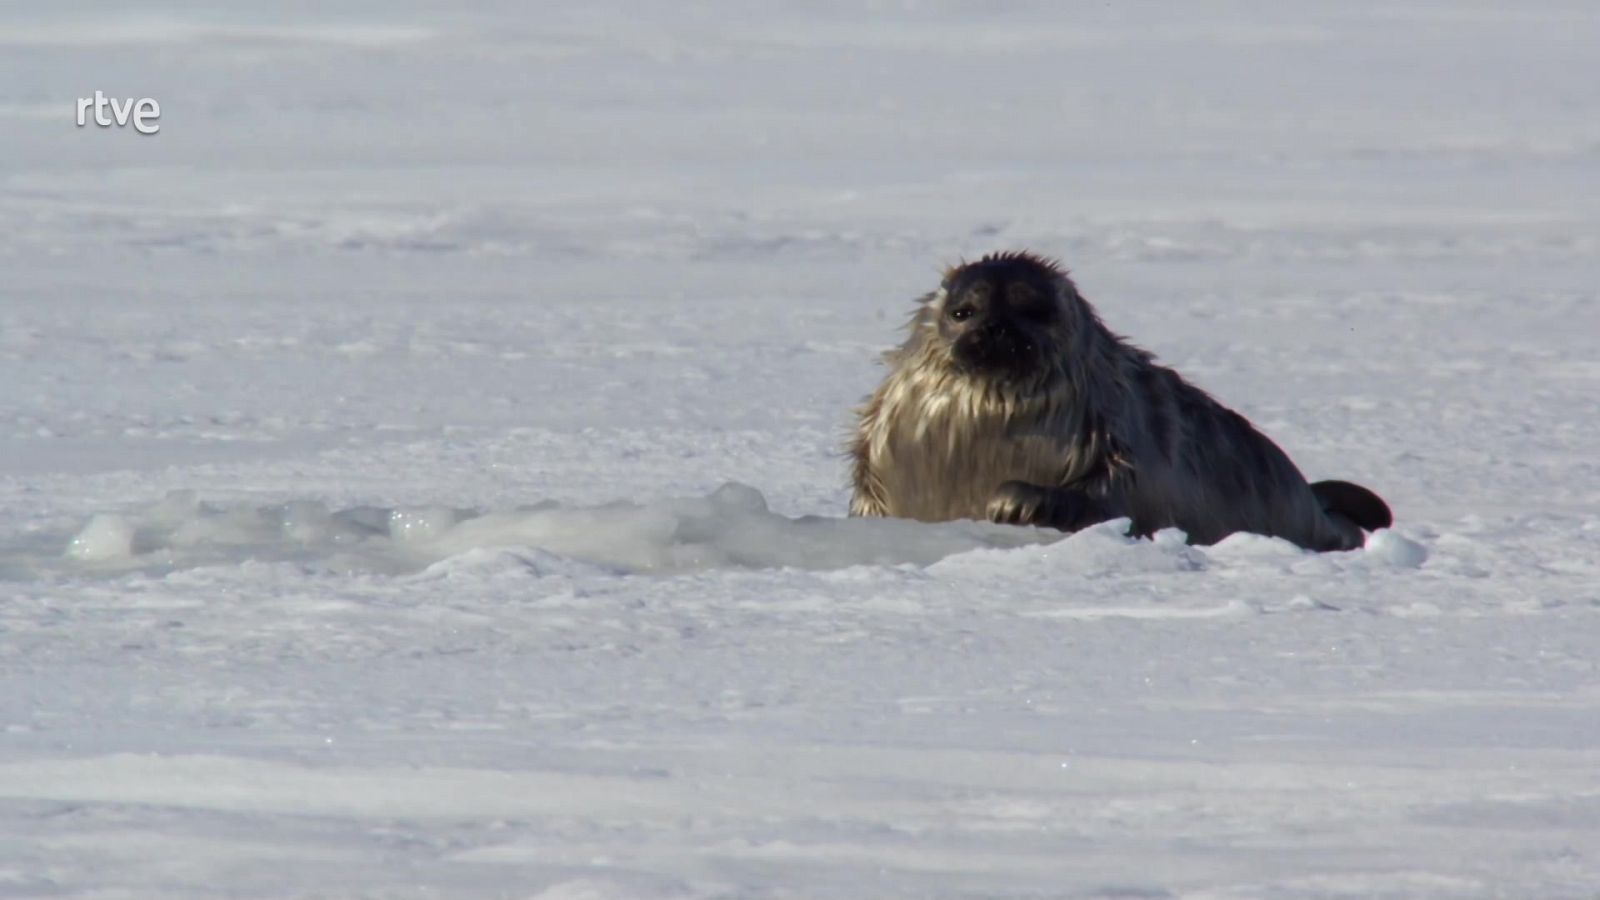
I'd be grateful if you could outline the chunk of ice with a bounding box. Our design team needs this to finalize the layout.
[1365,528,1429,569]
[66,514,135,562]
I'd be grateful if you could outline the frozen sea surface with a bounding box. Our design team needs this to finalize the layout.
[3,2,1600,897]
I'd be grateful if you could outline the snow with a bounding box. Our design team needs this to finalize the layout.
[3,1,1600,897]
[43,483,1052,576]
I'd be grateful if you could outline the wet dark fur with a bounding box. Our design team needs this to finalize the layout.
[848,251,1392,551]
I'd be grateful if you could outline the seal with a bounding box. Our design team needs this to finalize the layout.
[848,251,1391,551]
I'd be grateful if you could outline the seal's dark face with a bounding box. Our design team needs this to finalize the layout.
[938,256,1062,380]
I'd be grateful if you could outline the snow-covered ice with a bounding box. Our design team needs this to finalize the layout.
[3,2,1600,897]
[34,483,1053,576]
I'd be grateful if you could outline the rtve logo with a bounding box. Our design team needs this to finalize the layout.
[76,91,161,135]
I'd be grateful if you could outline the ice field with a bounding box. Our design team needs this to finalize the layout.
[3,2,1600,897]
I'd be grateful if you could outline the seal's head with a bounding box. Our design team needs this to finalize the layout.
[934,251,1070,382]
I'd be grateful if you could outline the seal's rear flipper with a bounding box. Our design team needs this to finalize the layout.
[1311,480,1392,532]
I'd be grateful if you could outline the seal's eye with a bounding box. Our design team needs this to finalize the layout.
[949,306,975,322]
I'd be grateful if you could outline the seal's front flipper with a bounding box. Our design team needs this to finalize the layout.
[986,481,1116,533]
[1311,480,1392,532]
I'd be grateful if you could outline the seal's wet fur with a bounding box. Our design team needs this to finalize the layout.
[848,251,1391,551]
